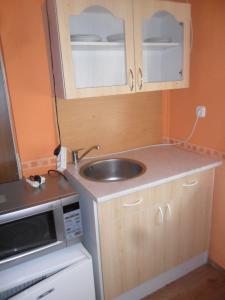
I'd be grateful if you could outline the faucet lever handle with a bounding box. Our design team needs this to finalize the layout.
[72,148,84,164]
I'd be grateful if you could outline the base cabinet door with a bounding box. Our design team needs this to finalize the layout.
[163,170,214,270]
[177,170,214,262]
[98,170,214,299]
[98,189,166,299]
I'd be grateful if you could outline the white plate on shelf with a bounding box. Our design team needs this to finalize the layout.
[144,37,172,43]
[70,34,102,42]
[106,33,125,42]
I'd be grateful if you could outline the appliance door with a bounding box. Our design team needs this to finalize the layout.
[10,257,96,300]
[0,201,65,268]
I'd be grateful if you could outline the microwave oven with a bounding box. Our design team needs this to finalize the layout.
[0,194,82,270]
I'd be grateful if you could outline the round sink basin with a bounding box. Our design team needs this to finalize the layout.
[79,158,146,182]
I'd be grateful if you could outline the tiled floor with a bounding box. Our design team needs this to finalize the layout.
[143,265,225,300]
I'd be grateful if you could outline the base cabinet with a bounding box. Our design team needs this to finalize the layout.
[98,170,214,300]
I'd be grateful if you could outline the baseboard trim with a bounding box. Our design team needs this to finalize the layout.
[208,258,225,274]
[115,252,208,300]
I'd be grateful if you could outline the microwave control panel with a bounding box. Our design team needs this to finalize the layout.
[63,200,83,241]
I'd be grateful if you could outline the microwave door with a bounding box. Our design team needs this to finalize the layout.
[0,201,66,269]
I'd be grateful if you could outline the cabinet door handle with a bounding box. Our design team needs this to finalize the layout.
[129,68,134,91]
[166,203,172,220]
[123,197,143,207]
[182,180,198,187]
[157,206,164,224]
[138,67,143,90]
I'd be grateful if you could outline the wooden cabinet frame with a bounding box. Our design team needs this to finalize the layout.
[48,0,191,99]
[133,0,191,92]
[98,170,214,299]
[47,0,134,99]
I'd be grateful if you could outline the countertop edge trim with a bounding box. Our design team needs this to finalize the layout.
[96,161,222,203]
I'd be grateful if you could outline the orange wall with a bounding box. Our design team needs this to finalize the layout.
[1,0,225,268]
[0,0,58,174]
[168,0,225,268]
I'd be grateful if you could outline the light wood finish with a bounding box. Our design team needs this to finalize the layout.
[98,170,214,300]
[143,265,225,300]
[47,0,135,99]
[0,49,20,183]
[133,0,191,92]
[48,0,191,99]
[164,170,214,271]
[57,92,162,159]
[98,188,165,300]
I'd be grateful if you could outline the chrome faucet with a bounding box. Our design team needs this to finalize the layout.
[72,145,100,165]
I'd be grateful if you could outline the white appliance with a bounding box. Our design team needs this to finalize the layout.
[0,243,96,300]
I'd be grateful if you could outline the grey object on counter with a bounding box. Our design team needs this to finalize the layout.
[0,174,77,215]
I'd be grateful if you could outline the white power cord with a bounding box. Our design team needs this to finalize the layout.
[85,114,201,160]
[150,114,200,148]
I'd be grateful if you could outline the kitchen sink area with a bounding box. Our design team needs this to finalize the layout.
[66,145,222,300]
[79,158,146,182]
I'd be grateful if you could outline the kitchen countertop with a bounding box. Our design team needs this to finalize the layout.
[0,173,77,215]
[67,146,222,203]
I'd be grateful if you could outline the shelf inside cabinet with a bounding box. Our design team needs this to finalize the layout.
[70,41,180,51]
[70,41,125,50]
[143,42,180,50]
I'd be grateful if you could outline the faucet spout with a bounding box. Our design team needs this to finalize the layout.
[78,145,100,162]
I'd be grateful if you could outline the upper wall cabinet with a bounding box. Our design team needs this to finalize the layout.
[133,0,191,92]
[47,0,134,99]
[47,0,191,99]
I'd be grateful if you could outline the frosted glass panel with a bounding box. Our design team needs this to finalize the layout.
[142,11,184,83]
[70,6,127,89]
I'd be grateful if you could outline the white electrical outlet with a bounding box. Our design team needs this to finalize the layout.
[196,106,206,118]
[56,146,67,171]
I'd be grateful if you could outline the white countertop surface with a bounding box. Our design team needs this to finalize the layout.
[67,146,222,203]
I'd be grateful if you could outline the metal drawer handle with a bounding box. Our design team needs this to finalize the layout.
[166,203,172,219]
[129,68,134,91]
[37,288,55,299]
[123,198,143,207]
[182,180,198,187]
[157,206,164,224]
[138,67,143,90]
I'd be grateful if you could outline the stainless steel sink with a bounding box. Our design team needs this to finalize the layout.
[79,158,146,182]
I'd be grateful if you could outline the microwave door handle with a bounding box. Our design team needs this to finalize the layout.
[53,207,66,243]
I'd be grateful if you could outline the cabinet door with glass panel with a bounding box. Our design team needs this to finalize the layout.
[48,0,135,99]
[133,0,191,92]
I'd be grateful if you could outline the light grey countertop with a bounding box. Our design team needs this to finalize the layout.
[67,146,222,203]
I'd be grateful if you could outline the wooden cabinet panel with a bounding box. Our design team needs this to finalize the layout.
[48,0,191,99]
[178,171,214,262]
[48,0,135,99]
[163,171,214,270]
[98,170,214,299]
[133,0,191,92]
[98,189,165,299]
